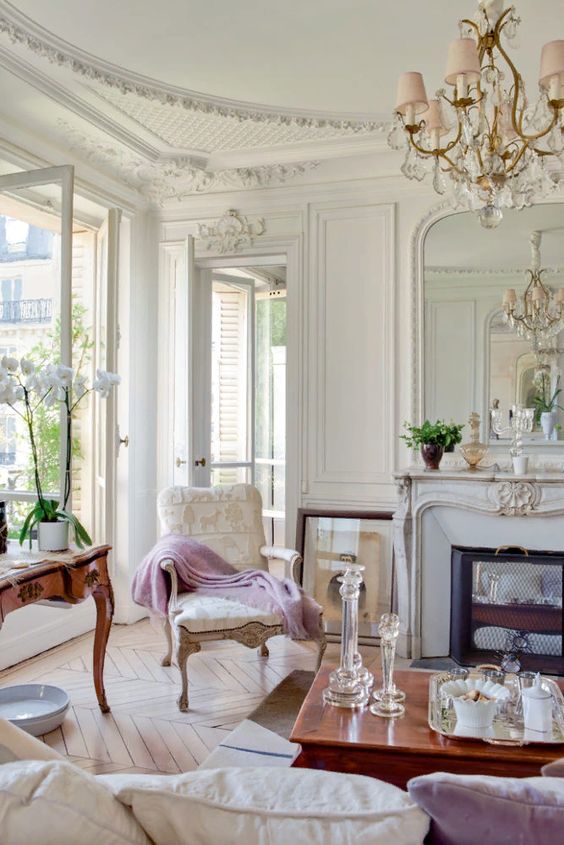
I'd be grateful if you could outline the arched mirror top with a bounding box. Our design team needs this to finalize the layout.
[421,202,564,451]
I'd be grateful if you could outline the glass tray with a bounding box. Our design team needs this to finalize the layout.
[428,671,564,746]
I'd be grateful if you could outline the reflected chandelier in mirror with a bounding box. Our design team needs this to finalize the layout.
[424,203,564,450]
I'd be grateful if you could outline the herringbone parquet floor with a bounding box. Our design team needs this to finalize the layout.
[0,620,374,775]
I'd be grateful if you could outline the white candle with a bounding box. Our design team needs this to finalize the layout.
[456,73,468,100]
[406,103,416,125]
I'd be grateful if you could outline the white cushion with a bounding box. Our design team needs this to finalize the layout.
[0,760,150,845]
[0,717,64,765]
[173,593,282,632]
[101,766,429,845]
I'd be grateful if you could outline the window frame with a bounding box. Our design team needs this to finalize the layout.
[0,165,73,507]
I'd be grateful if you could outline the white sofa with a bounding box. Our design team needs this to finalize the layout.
[0,717,428,845]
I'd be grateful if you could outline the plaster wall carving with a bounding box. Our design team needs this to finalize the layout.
[197,209,266,254]
[59,121,319,202]
[0,2,385,134]
[489,480,540,516]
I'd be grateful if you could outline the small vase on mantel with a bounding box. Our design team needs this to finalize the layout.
[420,443,444,470]
[460,412,488,471]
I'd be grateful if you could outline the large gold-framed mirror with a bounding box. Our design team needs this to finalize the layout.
[424,203,564,445]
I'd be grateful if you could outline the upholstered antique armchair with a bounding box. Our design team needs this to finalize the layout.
[157,484,327,711]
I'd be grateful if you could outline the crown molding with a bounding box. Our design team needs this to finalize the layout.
[0,1,386,133]
[0,42,161,161]
[426,264,564,276]
[58,120,320,202]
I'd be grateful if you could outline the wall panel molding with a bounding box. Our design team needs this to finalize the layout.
[307,200,395,502]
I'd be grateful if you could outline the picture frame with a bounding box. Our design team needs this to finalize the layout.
[296,508,395,643]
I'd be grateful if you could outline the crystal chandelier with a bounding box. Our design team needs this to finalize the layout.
[389,0,564,228]
[502,230,564,351]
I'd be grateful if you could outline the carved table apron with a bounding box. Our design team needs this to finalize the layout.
[0,544,113,712]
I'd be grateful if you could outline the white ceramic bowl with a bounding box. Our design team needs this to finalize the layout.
[452,695,499,729]
[440,677,510,702]
[0,684,70,736]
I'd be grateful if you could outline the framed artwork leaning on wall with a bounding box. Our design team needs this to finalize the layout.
[296,509,394,643]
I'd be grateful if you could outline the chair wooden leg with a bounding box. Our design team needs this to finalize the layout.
[176,634,201,712]
[161,617,173,667]
[259,642,269,657]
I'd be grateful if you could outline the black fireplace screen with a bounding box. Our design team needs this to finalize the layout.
[451,546,564,674]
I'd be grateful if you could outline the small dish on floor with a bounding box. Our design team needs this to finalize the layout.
[0,684,70,736]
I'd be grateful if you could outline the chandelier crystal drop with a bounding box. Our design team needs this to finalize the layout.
[502,231,564,351]
[390,1,564,227]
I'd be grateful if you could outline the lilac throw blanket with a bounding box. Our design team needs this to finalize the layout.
[131,534,322,641]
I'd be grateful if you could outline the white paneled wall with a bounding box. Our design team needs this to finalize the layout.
[306,201,395,504]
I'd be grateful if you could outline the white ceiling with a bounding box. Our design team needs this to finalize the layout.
[1,1,564,202]
[11,0,564,116]
[425,204,564,271]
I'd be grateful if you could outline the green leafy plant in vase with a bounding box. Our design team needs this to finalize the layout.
[0,355,120,551]
[532,374,564,441]
[401,419,464,470]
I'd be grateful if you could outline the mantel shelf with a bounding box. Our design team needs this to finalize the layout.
[394,467,564,484]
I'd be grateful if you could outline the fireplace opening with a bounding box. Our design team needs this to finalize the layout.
[451,546,564,675]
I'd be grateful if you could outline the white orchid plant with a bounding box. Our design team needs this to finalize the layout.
[0,354,120,548]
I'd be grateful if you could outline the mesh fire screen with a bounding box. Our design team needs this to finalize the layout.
[451,547,564,674]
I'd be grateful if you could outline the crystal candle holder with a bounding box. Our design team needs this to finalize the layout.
[370,613,405,718]
[323,564,369,709]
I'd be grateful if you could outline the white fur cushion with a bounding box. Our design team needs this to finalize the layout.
[0,760,150,845]
[101,766,429,845]
[0,718,64,764]
[174,593,281,632]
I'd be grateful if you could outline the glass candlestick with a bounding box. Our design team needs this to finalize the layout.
[323,564,369,708]
[370,613,405,718]
[354,652,374,691]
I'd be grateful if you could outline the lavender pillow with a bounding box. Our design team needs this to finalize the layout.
[542,759,564,777]
[407,772,564,845]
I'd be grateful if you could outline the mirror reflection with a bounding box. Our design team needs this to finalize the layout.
[424,204,564,444]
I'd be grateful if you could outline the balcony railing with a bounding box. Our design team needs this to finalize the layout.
[0,299,53,324]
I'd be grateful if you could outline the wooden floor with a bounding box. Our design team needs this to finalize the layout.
[0,620,377,775]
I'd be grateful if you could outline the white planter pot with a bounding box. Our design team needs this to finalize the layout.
[38,521,69,552]
[540,411,556,440]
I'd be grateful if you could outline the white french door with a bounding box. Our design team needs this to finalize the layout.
[92,208,121,546]
[162,244,288,544]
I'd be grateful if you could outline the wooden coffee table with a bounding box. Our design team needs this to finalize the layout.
[290,666,564,788]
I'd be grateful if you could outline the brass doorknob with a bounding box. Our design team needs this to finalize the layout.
[194,457,207,467]
[175,457,187,468]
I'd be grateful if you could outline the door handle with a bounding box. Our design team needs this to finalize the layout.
[194,457,207,467]
[175,457,187,468]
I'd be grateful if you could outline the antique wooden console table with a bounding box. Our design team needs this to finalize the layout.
[0,544,113,712]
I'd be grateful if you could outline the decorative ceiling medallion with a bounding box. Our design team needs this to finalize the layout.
[197,210,266,254]
[0,2,383,133]
[59,121,318,201]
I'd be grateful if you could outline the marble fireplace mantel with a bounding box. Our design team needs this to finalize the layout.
[392,468,564,660]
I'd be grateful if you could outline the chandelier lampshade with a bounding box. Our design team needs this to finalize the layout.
[444,38,481,87]
[539,40,564,100]
[389,1,564,227]
[394,72,429,119]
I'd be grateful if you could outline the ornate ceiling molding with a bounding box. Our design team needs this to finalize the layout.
[0,1,385,133]
[59,121,318,201]
[197,210,266,254]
